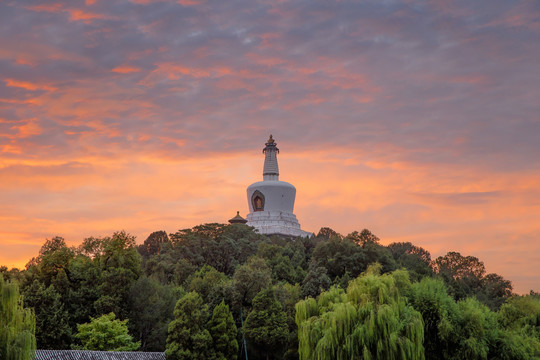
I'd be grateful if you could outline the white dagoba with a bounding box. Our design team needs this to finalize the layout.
[246,135,312,237]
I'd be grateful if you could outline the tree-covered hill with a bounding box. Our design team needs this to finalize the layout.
[1,224,538,359]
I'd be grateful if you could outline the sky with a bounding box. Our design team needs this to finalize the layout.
[0,0,539,293]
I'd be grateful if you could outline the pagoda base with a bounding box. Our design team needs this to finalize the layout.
[246,211,313,238]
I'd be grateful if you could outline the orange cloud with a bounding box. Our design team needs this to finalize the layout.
[5,79,57,92]
[178,0,206,6]
[25,3,115,23]
[25,3,63,13]
[130,0,170,3]
[112,65,142,73]
[16,58,37,67]
[67,9,117,23]
[15,119,42,138]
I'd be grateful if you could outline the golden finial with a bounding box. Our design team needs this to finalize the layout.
[268,134,275,144]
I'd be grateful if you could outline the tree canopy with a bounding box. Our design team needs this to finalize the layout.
[1,223,536,360]
[75,312,140,351]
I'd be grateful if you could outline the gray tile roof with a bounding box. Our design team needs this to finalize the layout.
[34,350,165,360]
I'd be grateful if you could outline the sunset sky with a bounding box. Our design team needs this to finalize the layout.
[1,0,539,293]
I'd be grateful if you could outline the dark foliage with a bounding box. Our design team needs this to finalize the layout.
[3,223,536,359]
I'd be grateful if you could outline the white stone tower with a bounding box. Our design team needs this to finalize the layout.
[246,135,312,237]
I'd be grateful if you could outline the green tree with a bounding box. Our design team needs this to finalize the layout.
[0,267,22,283]
[233,257,272,308]
[434,252,485,300]
[453,298,498,359]
[138,231,170,258]
[93,231,142,319]
[245,288,289,360]
[496,295,540,358]
[0,276,36,360]
[345,229,380,246]
[300,265,331,299]
[187,265,229,310]
[410,276,534,360]
[34,236,75,287]
[363,240,397,273]
[170,223,267,276]
[208,300,238,360]
[316,227,343,240]
[166,292,215,360]
[65,252,101,335]
[410,277,459,359]
[22,280,71,349]
[296,265,424,360]
[257,243,301,284]
[273,283,302,360]
[476,273,513,311]
[388,242,433,281]
[128,276,180,351]
[311,237,366,280]
[434,252,513,310]
[75,312,140,351]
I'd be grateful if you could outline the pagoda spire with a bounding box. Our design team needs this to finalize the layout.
[262,134,279,180]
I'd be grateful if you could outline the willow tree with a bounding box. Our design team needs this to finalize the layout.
[0,276,36,360]
[296,265,424,360]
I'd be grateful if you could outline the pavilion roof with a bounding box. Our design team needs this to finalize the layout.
[34,350,165,360]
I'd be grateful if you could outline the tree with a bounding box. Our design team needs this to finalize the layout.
[272,283,302,360]
[388,242,433,281]
[257,243,301,284]
[496,295,540,358]
[410,276,533,360]
[187,265,229,310]
[452,298,498,359]
[64,253,101,337]
[316,227,343,240]
[35,236,75,287]
[311,237,366,279]
[476,273,513,311]
[22,280,71,349]
[166,292,215,360]
[128,276,179,351]
[0,267,22,283]
[434,252,513,310]
[75,312,139,351]
[410,277,459,359]
[93,231,142,319]
[362,240,397,273]
[233,257,272,308]
[345,229,380,246]
[300,265,331,299]
[138,231,170,258]
[434,252,485,298]
[245,288,289,360]
[296,265,424,360]
[0,276,36,360]
[208,300,238,360]
[169,223,267,276]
